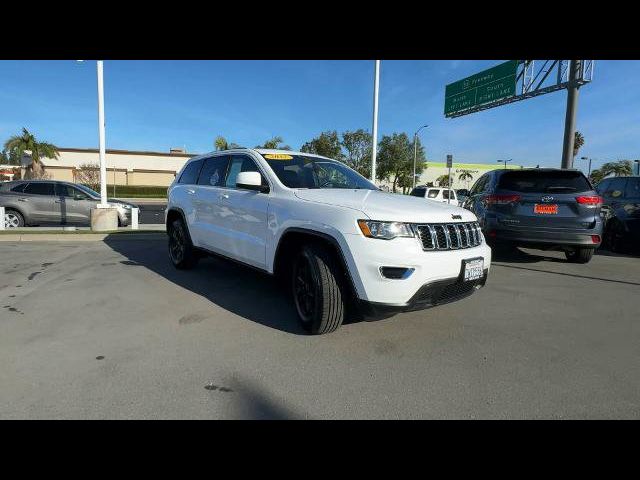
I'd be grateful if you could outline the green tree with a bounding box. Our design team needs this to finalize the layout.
[590,160,633,184]
[214,136,242,151]
[3,128,59,179]
[458,169,474,189]
[256,136,291,150]
[573,131,585,163]
[300,131,344,160]
[341,129,372,178]
[376,133,425,193]
[436,174,451,187]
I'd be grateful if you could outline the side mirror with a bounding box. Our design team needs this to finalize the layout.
[236,171,269,193]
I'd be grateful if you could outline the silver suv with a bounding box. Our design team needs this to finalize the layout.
[0,180,136,228]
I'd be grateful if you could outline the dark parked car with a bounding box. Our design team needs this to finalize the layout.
[462,168,603,263]
[0,180,136,228]
[595,176,640,252]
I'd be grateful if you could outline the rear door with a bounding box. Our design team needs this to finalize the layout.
[171,158,205,244]
[494,170,599,229]
[21,182,60,223]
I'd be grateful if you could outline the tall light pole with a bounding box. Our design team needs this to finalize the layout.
[580,156,593,177]
[78,60,108,207]
[561,60,582,170]
[634,160,640,176]
[413,124,429,189]
[371,60,380,185]
[498,158,512,170]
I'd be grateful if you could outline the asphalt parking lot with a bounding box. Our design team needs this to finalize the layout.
[1,239,638,419]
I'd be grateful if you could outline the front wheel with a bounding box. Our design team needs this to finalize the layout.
[292,244,345,335]
[4,210,24,228]
[565,247,594,264]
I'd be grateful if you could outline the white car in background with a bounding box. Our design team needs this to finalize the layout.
[166,149,491,335]
[410,186,458,204]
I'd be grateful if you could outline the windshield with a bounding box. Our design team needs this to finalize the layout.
[75,184,100,198]
[261,154,377,190]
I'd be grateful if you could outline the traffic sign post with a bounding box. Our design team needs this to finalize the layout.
[446,154,453,204]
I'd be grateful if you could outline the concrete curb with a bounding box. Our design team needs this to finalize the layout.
[0,232,167,242]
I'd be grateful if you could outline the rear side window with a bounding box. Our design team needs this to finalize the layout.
[10,183,27,193]
[23,183,54,195]
[470,174,489,195]
[497,170,591,193]
[624,178,640,198]
[443,190,455,200]
[410,188,426,197]
[178,159,204,184]
[427,189,440,198]
[603,178,627,199]
[197,156,229,186]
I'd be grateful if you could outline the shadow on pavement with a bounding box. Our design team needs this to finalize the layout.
[230,377,303,420]
[490,246,565,264]
[104,237,308,335]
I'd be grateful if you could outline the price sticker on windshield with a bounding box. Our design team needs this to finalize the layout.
[264,154,293,160]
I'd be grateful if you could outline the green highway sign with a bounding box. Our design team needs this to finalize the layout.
[445,60,519,117]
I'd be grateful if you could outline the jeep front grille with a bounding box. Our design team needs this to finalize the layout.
[414,222,482,251]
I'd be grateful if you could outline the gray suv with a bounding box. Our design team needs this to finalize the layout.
[0,180,136,228]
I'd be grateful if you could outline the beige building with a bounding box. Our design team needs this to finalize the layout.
[24,147,195,186]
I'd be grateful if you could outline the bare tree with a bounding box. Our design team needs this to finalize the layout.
[74,162,101,191]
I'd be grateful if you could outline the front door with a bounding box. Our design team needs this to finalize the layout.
[55,183,97,225]
[215,154,270,269]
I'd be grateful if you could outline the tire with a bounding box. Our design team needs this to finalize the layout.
[4,209,24,228]
[168,218,199,269]
[565,247,594,264]
[292,244,345,335]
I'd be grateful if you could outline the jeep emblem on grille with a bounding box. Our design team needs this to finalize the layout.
[541,196,554,203]
[451,214,462,220]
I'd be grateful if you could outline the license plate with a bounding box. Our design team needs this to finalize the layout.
[463,258,484,282]
[534,204,558,214]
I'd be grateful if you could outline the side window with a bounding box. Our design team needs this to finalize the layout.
[624,178,640,198]
[178,159,204,184]
[410,188,425,197]
[470,175,487,195]
[197,156,229,187]
[10,183,27,193]
[224,155,262,188]
[23,183,55,196]
[443,190,450,199]
[607,178,627,199]
[427,189,440,198]
[595,179,609,195]
[55,184,87,199]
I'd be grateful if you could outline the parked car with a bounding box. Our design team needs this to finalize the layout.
[166,149,492,335]
[0,180,136,228]
[410,186,458,204]
[595,176,640,252]
[462,168,603,263]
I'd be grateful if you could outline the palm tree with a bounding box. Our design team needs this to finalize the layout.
[590,160,633,185]
[3,128,59,178]
[256,136,291,150]
[436,174,450,187]
[215,136,229,151]
[573,131,585,160]
[458,169,474,189]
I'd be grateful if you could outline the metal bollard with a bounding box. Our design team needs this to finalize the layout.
[0,206,5,230]
[131,207,139,230]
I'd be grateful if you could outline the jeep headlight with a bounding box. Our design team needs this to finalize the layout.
[358,220,414,240]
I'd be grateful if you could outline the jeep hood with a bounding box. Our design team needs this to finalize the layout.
[293,189,477,223]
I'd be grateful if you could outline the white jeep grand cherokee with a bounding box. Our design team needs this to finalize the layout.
[166,149,491,335]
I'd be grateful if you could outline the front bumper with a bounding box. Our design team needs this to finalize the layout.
[341,231,492,305]
[358,269,488,317]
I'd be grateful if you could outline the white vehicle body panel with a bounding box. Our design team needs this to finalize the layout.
[167,149,491,307]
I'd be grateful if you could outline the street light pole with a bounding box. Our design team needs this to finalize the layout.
[580,156,593,177]
[371,60,380,185]
[412,124,428,189]
[96,60,108,207]
[498,158,512,170]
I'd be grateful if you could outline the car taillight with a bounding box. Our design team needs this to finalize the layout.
[576,195,603,206]
[485,194,521,205]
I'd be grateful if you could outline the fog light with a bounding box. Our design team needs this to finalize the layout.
[591,235,601,244]
[380,267,414,279]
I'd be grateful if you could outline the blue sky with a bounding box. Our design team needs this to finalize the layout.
[1,60,639,172]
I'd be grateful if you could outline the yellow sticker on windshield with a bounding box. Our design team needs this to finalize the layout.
[264,153,293,160]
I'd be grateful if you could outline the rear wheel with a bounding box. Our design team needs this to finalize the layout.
[4,210,24,228]
[565,247,594,264]
[292,244,345,335]
[168,218,199,269]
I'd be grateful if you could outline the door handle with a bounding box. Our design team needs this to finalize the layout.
[219,194,229,200]
[54,200,61,203]
[186,188,196,195]
[18,198,28,202]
